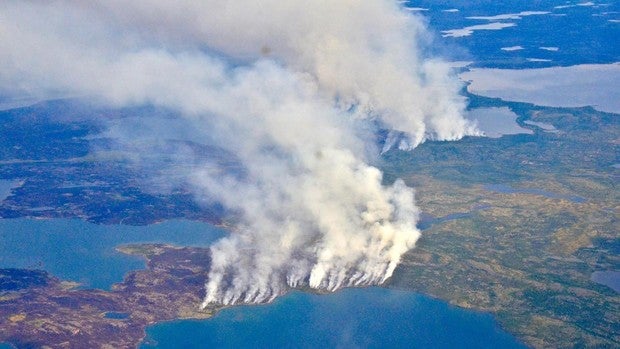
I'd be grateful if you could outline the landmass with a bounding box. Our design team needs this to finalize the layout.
[0,101,229,226]
[385,95,619,348]
[0,96,618,348]
[0,244,218,348]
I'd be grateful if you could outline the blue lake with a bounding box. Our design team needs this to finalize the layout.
[104,312,130,320]
[418,212,473,230]
[418,205,492,231]
[0,179,19,201]
[142,287,526,349]
[591,271,620,293]
[0,218,226,289]
[466,107,532,138]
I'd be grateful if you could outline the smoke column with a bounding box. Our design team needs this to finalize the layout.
[0,1,479,306]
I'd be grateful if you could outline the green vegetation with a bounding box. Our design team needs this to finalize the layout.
[385,97,619,348]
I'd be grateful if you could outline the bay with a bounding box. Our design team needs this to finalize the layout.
[142,287,526,349]
[0,218,226,289]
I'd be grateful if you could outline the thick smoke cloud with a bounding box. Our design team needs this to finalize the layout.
[0,0,479,305]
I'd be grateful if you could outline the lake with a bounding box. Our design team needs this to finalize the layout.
[0,218,227,289]
[461,63,620,114]
[466,107,532,138]
[591,271,620,293]
[142,287,526,349]
[0,180,20,201]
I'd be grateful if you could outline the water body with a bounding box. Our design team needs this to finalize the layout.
[104,312,130,320]
[442,22,516,38]
[523,120,558,132]
[484,184,586,203]
[142,287,526,349]
[591,271,620,293]
[461,63,620,114]
[417,206,491,231]
[418,212,471,230]
[466,107,533,138]
[0,180,19,201]
[0,218,226,289]
[0,343,13,349]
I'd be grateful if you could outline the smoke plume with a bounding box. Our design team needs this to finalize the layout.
[0,0,479,306]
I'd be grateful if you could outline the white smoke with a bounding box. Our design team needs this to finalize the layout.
[0,0,479,306]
